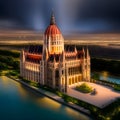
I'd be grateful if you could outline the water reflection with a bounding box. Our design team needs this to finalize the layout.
[101,71,109,80]
[93,71,120,84]
[0,76,91,120]
[64,107,88,120]
[36,97,62,110]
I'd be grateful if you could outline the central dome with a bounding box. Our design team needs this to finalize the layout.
[45,25,61,35]
[44,12,61,36]
[44,12,64,54]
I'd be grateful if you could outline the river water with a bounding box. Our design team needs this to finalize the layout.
[0,76,91,120]
[92,71,120,84]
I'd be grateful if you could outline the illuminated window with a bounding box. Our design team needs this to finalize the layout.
[72,77,74,84]
[75,77,77,83]
[62,78,64,85]
[69,78,71,85]
[78,76,81,82]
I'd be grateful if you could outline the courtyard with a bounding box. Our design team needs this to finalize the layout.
[67,82,120,108]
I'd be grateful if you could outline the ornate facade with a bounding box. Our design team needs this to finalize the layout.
[20,12,90,92]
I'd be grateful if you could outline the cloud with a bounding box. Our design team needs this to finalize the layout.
[0,0,120,32]
[0,19,23,29]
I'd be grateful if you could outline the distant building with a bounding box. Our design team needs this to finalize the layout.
[20,12,90,92]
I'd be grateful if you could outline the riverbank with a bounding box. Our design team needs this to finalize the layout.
[3,75,120,120]
[7,76,92,118]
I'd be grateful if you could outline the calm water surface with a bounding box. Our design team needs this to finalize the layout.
[0,76,91,120]
[93,71,120,84]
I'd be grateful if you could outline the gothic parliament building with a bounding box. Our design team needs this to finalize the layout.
[20,12,91,92]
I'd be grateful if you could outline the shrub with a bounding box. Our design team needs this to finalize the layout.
[56,91,63,97]
[114,85,120,91]
[76,83,93,93]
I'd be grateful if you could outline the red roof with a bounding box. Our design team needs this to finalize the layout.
[44,25,61,36]
[27,53,42,61]
[65,52,77,57]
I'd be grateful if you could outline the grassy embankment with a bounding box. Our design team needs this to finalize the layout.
[0,49,120,120]
[0,49,20,76]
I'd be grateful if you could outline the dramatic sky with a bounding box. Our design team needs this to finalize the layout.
[0,0,120,33]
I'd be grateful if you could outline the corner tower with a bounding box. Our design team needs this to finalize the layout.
[44,12,64,54]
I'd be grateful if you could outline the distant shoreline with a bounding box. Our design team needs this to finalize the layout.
[0,44,120,60]
[0,39,120,46]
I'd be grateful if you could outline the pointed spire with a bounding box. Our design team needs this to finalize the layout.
[74,46,77,59]
[82,47,85,58]
[46,48,49,60]
[62,51,65,61]
[74,46,77,54]
[82,47,85,54]
[21,49,25,62]
[22,49,24,54]
[86,47,90,58]
[50,11,56,25]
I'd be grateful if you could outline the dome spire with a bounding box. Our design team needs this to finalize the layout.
[50,11,56,25]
